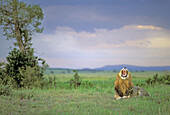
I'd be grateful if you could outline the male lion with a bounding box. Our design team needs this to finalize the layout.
[114,67,150,100]
[114,67,133,100]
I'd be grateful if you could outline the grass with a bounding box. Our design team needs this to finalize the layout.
[0,71,170,115]
[45,71,170,82]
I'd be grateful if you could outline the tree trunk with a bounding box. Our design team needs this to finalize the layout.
[12,0,25,53]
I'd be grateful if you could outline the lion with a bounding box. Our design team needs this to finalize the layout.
[114,67,150,100]
[114,67,133,100]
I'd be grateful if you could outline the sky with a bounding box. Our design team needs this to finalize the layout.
[1,0,170,69]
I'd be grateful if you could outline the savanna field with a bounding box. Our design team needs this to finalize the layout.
[1,0,170,115]
[0,70,170,115]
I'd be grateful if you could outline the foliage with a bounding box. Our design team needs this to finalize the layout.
[145,74,170,85]
[0,61,10,85]
[0,61,13,96]
[70,70,82,88]
[5,48,48,88]
[43,75,57,88]
[0,0,44,53]
[19,66,44,88]
[0,83,12,96]
[0,0,48,89]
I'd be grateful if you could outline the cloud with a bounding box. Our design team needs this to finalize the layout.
[123,25,163,30]
[147,38,170,48]
[33,25,170,68]
[42,4,170,33]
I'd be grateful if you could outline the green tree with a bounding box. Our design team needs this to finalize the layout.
[0,0,44,53]
[0,0,48,88]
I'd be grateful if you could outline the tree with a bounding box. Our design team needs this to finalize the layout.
[0,0,44,53]
[0,0,48,88]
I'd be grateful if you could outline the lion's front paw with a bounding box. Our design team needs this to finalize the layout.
[122,96,128,99]
[116,97,122,100]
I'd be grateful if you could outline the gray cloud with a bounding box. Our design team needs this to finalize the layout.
[41,1,170,33]
[32,25,170,68]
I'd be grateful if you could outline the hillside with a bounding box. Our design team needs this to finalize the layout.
[94,65,170,71]
[47,65,170,72]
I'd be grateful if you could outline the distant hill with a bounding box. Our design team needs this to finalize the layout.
[93,65,170,71]
[48,65,170,72]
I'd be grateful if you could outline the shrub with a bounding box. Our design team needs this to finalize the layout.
[70,70,82,88]
[19,66,44,88]
[145,74,170,85]
[0,76,12,96]
[0,84,12,96]
[42,75,57,88]
[5,48,48,88]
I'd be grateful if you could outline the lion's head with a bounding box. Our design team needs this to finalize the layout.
[118,67,130,80]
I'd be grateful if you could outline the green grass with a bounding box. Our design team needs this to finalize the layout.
[45,71,170,81]
[0,71,170,115]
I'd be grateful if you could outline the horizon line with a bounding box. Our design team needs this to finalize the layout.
[48,64,170,69]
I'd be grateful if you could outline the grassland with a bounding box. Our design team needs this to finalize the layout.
[0,70,170,115]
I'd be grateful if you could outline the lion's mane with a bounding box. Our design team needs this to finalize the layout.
[114,70,133,97]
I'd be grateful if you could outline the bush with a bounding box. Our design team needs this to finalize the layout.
[70,70,82,88]
[5,48,48,88]
[0,83,12,96]
[19,66,45,88]
[42,75,57,88]
[145,74,170,85]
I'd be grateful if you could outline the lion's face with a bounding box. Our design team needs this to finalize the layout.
[119,68,129,80]
[122,69,128,77]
